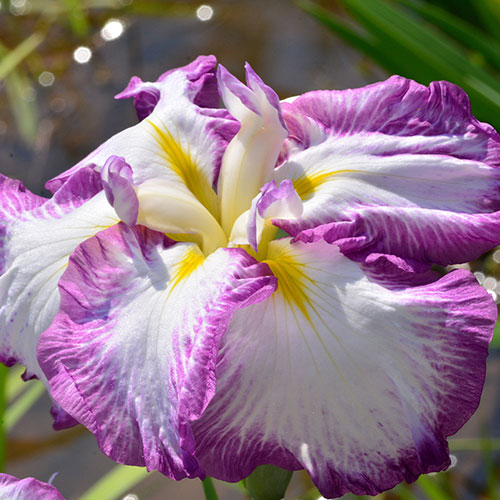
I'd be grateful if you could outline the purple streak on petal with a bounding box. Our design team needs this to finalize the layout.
[257,179,300,218]
[115,76,161,121]
[116,55,220,121]
[283,77,500,164]
[0,167,112,407]
[101,156,138,226]
[37,224,276,479]
[158,55,220,108]
[0,167,102,276]
[50,401,79,430]
[193,242,496,498]
[290,218,372,254]
[245,63,287,130]
[361,253,440,289]
[0,474,66,500]
[247,180,302,251]
[289,208,500,266]
[47,57,237,193]
[217,65,260,115]
[278,76,500,265]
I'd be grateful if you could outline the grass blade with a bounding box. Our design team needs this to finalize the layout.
[77,464,150,500]
[0,33,45,81]
[400,0,500,70]
[4,380,45,432]
[416,474,452,500]
[302,0,500,128]
[4,69,39,145]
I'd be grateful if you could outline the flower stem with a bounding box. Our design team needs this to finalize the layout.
[202,477,220,500]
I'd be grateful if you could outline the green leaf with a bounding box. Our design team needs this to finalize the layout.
[471,0,500,40]
[245,465,293,500]
[392,483,420,500]
[400,0,500,70]
[77,464,151,500]
[416,474,452,500]
[342,0,500,89]
[301,0,500,129]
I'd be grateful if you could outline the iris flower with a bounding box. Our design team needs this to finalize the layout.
[0,56,498,497]
[0,474,65,500]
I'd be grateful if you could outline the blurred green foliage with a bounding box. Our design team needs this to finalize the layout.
[298,0,500,131]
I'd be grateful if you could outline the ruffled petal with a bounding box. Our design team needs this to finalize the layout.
[37,224,276,479]
[115,54,221,118]
[192,238,496,498]
[0,474,65,500]
[0,168,119,382]
[274,76,500,265]
[46,57,237,221]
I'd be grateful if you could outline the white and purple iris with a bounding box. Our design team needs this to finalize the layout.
[0,55,499,498]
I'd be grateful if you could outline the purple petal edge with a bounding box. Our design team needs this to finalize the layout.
[115,55,220,120]
[0,473,66,500]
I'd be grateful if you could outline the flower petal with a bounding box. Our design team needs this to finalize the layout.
[115,55,221,119]
[46,57,237,221]
[0,474,65,500]
[217,64,288,233]
[135,178,227,255]
[101,156,138,226]
[192,238,495,497]
[37,224,276,478]
[0,168,119,382]
[274,76,500,264]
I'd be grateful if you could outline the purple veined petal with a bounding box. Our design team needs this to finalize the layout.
[217,64,288,234]
[273,76,500,265]
[231,180,303,252]
[0,474,65,500]
[115,76,160,122]
[101,156,138,226]
[46,58,238,222]
[115,55,221,120]
[257,179,303,220]
[192,238,496,498]
[0,167,119,390]
[37,224,276,479]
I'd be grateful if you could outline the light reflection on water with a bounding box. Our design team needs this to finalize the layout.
[101,19,125,41]
[73,46,92,64]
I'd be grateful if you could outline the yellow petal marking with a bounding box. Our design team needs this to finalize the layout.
[264,244,313,322]
[293,169,358,200]
[147,120,219,218]
[170,246,205,293]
